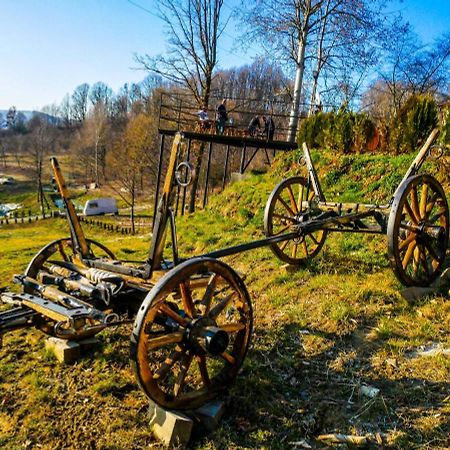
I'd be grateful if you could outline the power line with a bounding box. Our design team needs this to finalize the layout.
[126,0,159,18]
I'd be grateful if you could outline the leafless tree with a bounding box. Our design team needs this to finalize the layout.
[136,0,229,212]
[26,116,56,216]
[241,0,389,140]
[72,83,90,123]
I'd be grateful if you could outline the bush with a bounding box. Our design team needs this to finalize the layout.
[389,95,438,153]
[297,109,377,153]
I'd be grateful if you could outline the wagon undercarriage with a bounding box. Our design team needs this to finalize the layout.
[0,128,448,411]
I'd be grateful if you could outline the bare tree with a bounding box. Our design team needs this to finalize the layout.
[242,0,389,140]
[108,113,157,233]
[136,0,228,212]
[26,116,56,216]
[72,83,90,123]
[366,29,450,120]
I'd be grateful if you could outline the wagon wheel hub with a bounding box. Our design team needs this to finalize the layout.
[185,316,229,356]
[416,221,445,243]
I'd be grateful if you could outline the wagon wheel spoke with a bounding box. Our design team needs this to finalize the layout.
[179,281,195,318]
[209,292,235,319]
[174,353,193,397]
[279,239,289,251]
[422,238,441,263]
[428,209,447,224]
[404,200,419,225]
[301,240,308,257]
[277,196,296,217]
[201,274,217,315]
[419,183,429,218]
[273,225,291,236]
[418,245,431,276]
[196,355,210,387]
[147,332,184,350]
[424,193,438,220]
[398,232,416,251]
[413,246,420,275]
[308,233,320,246]
[291,242,298,259]
[57,241,70,261]
[287,185,299,214]
[219,322,246,333]
[402,241,416,270]
[159,303,189,327]
[154,347,184,381]
[221,351,236,365]
[410,186,421,222]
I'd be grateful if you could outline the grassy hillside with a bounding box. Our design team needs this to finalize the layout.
[0,147,449,449]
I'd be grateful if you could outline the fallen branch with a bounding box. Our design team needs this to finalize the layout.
[317,432,385,446]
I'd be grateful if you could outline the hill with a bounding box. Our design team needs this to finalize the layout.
[0,145,449,449]
[0,109,60,128]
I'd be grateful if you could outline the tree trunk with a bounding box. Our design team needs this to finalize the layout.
[131,179,136,235]
[288,7,311,142]
[188,142,205,213]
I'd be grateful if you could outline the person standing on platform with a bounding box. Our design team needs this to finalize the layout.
[216,98,228,134]
[263,115,275,140]
[248,115,261,137]
[197,106,209,121]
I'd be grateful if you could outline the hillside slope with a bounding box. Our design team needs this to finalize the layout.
[0,147,449,449]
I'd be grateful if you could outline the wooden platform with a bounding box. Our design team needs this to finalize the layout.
[159,128,298,151]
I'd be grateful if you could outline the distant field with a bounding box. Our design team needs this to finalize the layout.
[0,148,449,449]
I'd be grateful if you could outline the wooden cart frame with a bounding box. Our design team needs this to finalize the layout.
[0,128,448,411]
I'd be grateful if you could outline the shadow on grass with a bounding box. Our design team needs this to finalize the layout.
[209,316,449,450]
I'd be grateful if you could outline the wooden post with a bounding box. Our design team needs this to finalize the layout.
[239,144,247,174]
[203,141,213,208]
[153,134,165,229]
[222,144,230,190]
[181,139,192,216]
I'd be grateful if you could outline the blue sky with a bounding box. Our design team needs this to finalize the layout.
[0,0,449,110]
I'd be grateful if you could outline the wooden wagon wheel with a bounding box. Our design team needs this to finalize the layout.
[25,237,116,279]
[388,174,449,287]
[264,176,327,265]
[24,237,116,337]
[130,257,252,410]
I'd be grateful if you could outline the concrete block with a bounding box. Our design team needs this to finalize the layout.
[45,337,81,364]
[431,268,450,287]
[45,337,99,364]
[149,401,193,448]
[401,286,436,302]
[190,400,226,432]
[78,337,100,352]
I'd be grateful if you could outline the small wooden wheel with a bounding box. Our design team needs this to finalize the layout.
[264,176,327,265]
[24,237,117,338]
[25,237,116,279]
[130,257,252,410]
[388,174,449,286]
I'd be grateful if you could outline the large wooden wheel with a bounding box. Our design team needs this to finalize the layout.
[264,176,327,265]
[130,257,252,410]
[388,174,449,287]
[25,237,116,279]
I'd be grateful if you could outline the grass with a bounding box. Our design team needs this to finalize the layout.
[0,146,449,449]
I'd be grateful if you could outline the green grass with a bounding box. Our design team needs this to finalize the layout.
[0,147,449,449]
